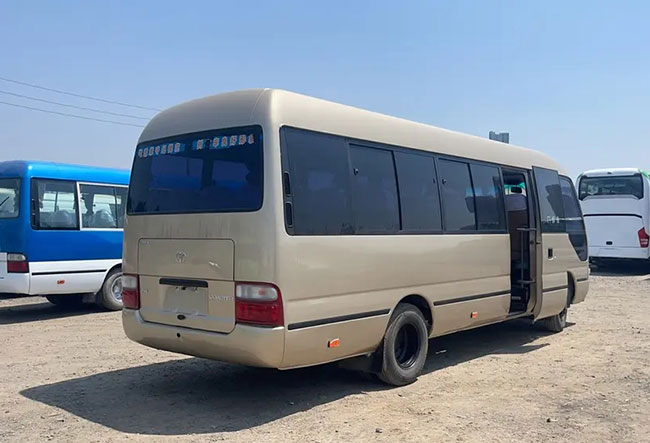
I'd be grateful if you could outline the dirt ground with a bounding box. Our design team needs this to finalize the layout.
[1,268,649,443]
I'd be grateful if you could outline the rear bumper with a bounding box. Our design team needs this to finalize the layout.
[0,272,29,295]
[122,309,285,368]
[589,246,649,260]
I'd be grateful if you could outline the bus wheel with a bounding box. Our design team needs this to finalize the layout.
[46,294,83,307]
[542,287,571,333]
[378,303,429,386]
[542,306,567,332]
[97,269,124,311]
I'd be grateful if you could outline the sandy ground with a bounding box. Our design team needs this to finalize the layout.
[1,269,649,443]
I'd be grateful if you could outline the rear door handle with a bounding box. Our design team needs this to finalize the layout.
[547,248,555,260]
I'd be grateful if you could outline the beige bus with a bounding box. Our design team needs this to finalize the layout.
[121,89,589,385]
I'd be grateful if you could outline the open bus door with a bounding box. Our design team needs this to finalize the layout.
[531,166,570,320]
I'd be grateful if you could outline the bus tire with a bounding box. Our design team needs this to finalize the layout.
[46,294,83,307]
[542,281,573,333]
[542,300,569,333]
[377,303,429,386]
[97,268,124,311]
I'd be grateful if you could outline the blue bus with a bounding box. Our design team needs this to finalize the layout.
[0,161,129,310]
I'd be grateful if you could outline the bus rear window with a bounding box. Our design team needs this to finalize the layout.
[128,126,262,215]
[0,178,20,219]
[578,174,643,200]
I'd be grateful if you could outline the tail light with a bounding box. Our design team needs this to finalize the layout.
[235,282,283,327]
[121,274,140,309]
[7,253,29,273]
[639,228,650,248]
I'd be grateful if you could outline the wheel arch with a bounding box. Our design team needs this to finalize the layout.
[396,294,433,334]
[566,271,577,305]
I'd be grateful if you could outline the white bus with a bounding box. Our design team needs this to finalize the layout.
[122,89,589,385]
[578,168,650,263]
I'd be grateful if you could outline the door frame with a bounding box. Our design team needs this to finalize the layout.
[502,167,540,313]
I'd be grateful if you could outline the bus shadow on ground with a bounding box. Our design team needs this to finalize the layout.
[21,319,553,436]
[0,299,101,325]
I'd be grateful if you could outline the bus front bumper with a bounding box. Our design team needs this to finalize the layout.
[122,309,285,368]
[0,273,30,295]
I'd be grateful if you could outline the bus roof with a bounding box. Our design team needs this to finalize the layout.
[580,168,649,179]
[139,88,566,174]
[0,160,129,185]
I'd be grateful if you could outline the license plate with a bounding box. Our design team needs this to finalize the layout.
[163,286,209,314]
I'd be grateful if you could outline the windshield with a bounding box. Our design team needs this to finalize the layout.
[578,174,644,200]
[0,178,20,219]
[128,126,263,215]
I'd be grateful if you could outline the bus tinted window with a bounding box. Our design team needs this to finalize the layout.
[560,177,588,261]
[578,174,643,200]
[394,152,442,231]
[349,145,400,233]
[34,179,79,230]
[128,126,262,215]
[283,127,353,235]
[470,164,506,231]
[534,168,566,233]
[439,159,476,231]
[0,178,20,219]
[80,184,127,229]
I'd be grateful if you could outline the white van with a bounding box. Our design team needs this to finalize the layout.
[578,168,650,263]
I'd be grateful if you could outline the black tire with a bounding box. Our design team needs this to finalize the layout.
[542,291,570,333]
[45,294,83,307]
[97,268,123,311]
[378,303,429,386]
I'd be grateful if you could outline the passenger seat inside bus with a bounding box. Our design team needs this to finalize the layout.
[52,210,76,228]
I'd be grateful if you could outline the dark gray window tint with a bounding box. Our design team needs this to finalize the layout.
[394,152,442,231]
[560,177,588,260]
[128,126,262,215]
[283,128,353,235]
[439,159,476,231]
[349,145,399,233]
[534,167,566,233]
[470,164,506,231]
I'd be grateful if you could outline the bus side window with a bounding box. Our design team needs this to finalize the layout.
[348,145,400,234]
[114,187,128,228]
[534,168,566,233]
[559,177,588,261]
[33,179,79,230]
[394,152,442,232]
[80,184,119,229]
[470,164,506,231]
[282,127,353,235]
[438,159,476,232]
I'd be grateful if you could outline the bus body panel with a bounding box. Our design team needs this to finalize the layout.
[122,89,589,371]
[122,308,285,368]
[0,161,129,296]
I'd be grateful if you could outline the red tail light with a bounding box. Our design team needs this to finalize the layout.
[235,282,283,327]
[121,274,140,309]
[7,253,29,273]
[639,228,650,248]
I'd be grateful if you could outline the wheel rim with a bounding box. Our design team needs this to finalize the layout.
[394,323,421,369]
[110,276,123,302]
